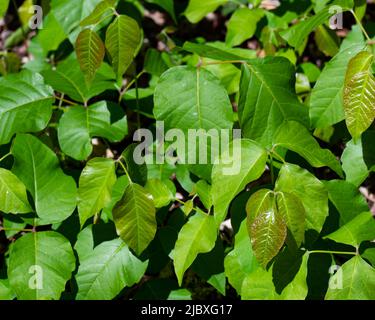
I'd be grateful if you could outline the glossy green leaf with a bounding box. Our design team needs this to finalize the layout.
[246,189,287,268]
[341,139,369,186]
[226,8,264,47]
[0,0,9,17]
[241,268,279,300]
[184,0,227,24]
[211,139,267,226]
[171,210,217,286]
[324,180,369,225]
[105,15,142,78]
[154,66,233,133]
[325,212,375,247]
[11,134,77,224]
[325,256,375,300]
[76,29,105,84]
[343,51,375,140]
[310,43,365,128]
[0,279,14,300]
[78,158,116,227]
[273,121,343,176]
[195,180,212,210]
[314,25,339,57]
[0,168,32,214]
[0,70,54,145]
[58,101,127,160]
[42,55,116,103]
[8,231,76,300]
[276,192,306,247]
[113,183,156,255]
[238,59,309,147]
[76,238,148,300]
[144,179,174,208]
[183,41,253,61]
[280,1,352,48]
[51,0,102,35]
[224,220,259,294]
[80,0,116,27]
[275,163,328,233]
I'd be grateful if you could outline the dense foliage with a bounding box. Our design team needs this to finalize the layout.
[0,0,375,300]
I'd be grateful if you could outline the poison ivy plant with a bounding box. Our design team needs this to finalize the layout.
[0,0,375,302]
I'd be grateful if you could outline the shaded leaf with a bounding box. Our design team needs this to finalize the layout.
[78,158,117,227]
[113,183,156,255]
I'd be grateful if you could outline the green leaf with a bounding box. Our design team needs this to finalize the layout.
[241,268,279,300]
[76,238,148,300]
[276,192,306,247]
[314,25,339,57]
[324,212,375,247]
[168,289,192,300]
[78,158,117,227]
[0,168,32,214]
[279,253,309,300]
[246,189,287,268]
[238,59,309,147]
[80,0,116,27]
[343,51,375,140]
[275,163,328,233]
[195,180,212,210]
[273,121,343,176]
[184,0,227,24]
[58,101,127,160]
[341,139,369,186]
[154,66,233,133]
[11,134,77,224]
[76,29,105,84]
[8,231,76,300]
[183,41,253,61]
[102,175,130,220]
[325,256,375,300]
[0,0,9,17]
[280,2,352,48]
[226,8,264,47]
[224,220,259,294]
[42,55,116,103]
[324,180,369,225]
[144,179,174,208]
[51,0,102,35]
[105,15,142,78]
[211,139,267,226]
[171,210,217,286]
[0,279,14,300]
[0,70,54,145]
[310,43,365,128]
[113,183,156,255]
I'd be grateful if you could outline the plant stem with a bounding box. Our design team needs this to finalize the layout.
[116,157,133,184]
[54,95,76,106]
[351,10,371,42]
[308,250,357,256]
[0,152,11,163]
[269,154,275,185]
[0,227,34,233]
[118,70,145,103]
